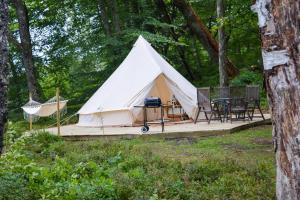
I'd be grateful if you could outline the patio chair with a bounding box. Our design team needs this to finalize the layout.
[229,97,249,123]
[246,85,265,120]
[230,86,246,99]
[195,87,222,124]
[211,87,230,121]
[213,86,230,99]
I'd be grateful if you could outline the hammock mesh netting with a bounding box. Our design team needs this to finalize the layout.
[45,96,68,118]
[22,99,41,122]
[21,96,68,122]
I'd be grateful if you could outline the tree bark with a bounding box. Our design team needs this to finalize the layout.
[252,0,300,199]
[154,0,195,80]
[111,0,121,33]
[127,0,140,27]
[98,0,111,36]
[217,0,228,86]
[12,0,40,101]
[0,0,9,154]
[191,35,202,76]
[172,0,239,78]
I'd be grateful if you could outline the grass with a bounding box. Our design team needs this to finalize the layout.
[1,125,275,199]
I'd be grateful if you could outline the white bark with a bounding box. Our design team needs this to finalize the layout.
[253,0,300,199]
[262,50,290,70]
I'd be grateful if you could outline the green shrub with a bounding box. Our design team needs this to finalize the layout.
[0,127,275,199]
[0,172,36,200]
[231,68,268,109]
[4,121,27,148]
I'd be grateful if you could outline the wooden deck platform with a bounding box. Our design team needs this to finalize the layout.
[44,114,271,140]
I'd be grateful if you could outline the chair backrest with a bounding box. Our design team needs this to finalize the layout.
[230,86,246,99]
[230,98,247,109]
[214,87,230,98]
[197,87,211,108]
[246,85,260,102]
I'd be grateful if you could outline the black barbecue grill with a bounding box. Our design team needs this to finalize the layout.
[134,97,164,133]
[144,97,161,107]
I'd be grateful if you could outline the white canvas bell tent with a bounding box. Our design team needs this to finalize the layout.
[77,35,198,127]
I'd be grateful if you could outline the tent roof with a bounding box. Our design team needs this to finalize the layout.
[78,35,196,114]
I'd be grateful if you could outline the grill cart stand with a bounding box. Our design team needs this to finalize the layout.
[134,105,165,133]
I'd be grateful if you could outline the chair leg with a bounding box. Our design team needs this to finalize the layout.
[204,111,208,120]
[194,107,201,124]
[257,104,265,120]
[218,112,222,123]
[215,107,222,123]
[208,112,214,124]
[247,110,253,120]
[247,111,251,121]
[251,108,255,119]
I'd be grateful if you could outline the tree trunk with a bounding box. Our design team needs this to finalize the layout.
[154,0,195,80]
[217,0,228,86]
[0,0,9,154]
[98,0,111,36]
[252,0,300,199]
[191,35,202,76]
[12,0,40,101]
[128,0,140,27]
[172,0,239,78]
[9,56,23,107]
[111,0,121,33]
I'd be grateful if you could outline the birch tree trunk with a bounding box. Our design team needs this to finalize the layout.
[12,0,40,100]
[172,0,239,78]
[0,0,9,154]
[252,0,300,199]
[217,0,228,86]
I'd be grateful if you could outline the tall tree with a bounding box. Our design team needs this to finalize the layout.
[252,0,300,199]
[191,35,202,72]
[98,0,111,36]
[12,0,40,100]
[154,0,195,80]
[111,0,121,34]
[217,0,228,86]
[172,0,239,78]
[0,0,9,154]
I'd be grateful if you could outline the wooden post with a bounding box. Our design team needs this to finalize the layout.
[56,88,60,136]
[29,93,32,131]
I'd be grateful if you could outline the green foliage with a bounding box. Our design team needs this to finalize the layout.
[8,0,265,119]
[4,121,28,147]
[0,172,36,200]
[231,68,268,108]
[0,132,116,200]
[0,127,275,199]
[231,68,262,86]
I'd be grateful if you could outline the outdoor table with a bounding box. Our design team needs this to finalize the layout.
[212,98,231,122]
[212,97,247,122]
[134,105,166,133]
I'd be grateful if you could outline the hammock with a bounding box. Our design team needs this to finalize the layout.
[21,96,68,122]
